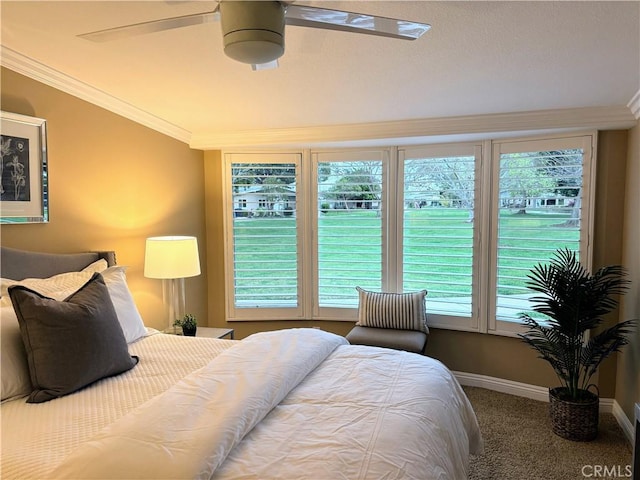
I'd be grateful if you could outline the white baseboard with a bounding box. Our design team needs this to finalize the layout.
[612,401,635,445]
[453,371,634,444]
[454,370,550,403]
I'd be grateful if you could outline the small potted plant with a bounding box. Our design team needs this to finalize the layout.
[519,248,635,441]
[173,313,197,337]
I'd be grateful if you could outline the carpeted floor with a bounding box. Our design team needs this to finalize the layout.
[464,386,633,480]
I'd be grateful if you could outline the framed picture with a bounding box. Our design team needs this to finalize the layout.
[0,111,48,223]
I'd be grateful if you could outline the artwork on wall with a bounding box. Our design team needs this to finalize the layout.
[0,111,48,223]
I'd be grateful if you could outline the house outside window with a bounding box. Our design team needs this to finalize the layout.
[224,153,303,320]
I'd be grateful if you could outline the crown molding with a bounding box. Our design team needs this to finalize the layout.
[628,88,640,120]
[0,46,192,144]
[191,105,637,149]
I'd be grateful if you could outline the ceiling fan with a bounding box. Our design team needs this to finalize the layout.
[79,1,431,70]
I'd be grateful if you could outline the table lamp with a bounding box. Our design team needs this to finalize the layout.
[144,236,201,331]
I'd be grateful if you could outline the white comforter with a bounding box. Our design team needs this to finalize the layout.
[49,328,481,480]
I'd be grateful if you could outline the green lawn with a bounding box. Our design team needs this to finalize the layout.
[233,208,579,306]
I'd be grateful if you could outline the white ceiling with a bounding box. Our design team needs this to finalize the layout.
[1,1,639,148]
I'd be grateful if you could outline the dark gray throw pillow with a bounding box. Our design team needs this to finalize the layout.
[8,273,138,403]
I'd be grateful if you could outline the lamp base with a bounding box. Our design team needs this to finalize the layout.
[162,277,186,331]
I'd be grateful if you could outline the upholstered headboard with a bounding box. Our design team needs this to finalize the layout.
[0,247,117,280]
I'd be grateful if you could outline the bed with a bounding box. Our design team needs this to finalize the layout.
[0,246,483,479]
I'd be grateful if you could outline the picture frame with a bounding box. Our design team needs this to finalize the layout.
[0,111,48,223]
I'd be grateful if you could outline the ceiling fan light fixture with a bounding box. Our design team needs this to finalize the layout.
[223,30,284,64]
[220,0,285,65]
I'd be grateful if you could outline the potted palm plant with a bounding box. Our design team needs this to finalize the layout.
[173,313,197,336]
[519,248,635,441]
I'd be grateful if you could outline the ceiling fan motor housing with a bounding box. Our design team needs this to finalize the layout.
[220,1,285,64]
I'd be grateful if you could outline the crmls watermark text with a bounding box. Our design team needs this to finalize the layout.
[581,465,632,478]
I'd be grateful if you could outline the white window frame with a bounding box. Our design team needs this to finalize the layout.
[220,132,597,336]
[398,143,484,332]
[311,149,391,321]
[223,152,306,321]
[487,133,596,336]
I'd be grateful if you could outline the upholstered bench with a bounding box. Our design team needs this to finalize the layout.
[346,326,428,354]
[345,287,429,354]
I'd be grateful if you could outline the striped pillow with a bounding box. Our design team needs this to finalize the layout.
[356,287,428,333]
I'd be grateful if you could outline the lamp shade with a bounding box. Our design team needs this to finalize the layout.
[144,236,201,279]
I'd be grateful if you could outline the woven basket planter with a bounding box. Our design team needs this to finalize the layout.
[549,387,599,442]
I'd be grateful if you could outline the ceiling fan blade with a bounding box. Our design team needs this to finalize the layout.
[78,9,220,42]
[284,4,430,40]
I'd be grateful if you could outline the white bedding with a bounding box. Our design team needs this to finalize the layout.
[1,330,236,479]
[2,328,482,480]
[216,343,482,480]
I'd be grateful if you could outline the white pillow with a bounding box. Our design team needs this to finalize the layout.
[81,258,109,274]
[100,266,147,344]
[1,270,95,306]
[1,306,32,401]
[0,266,106,305]
[2,265,146,344]
[0,258,108,302]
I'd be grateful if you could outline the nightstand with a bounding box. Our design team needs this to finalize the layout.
[163,326,235,339]
[195,327,235,340]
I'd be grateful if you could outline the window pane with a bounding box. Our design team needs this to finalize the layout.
[231,163,298,308]
[317,160,383,307]
[403,156,475,316]
[496,149,583,321]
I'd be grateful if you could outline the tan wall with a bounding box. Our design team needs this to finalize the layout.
[204,150,226,328]
[0,68,207,330]
[616,119,640,423]
[593,130,629,397]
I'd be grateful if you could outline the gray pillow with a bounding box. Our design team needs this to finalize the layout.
[8,273,138,403]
